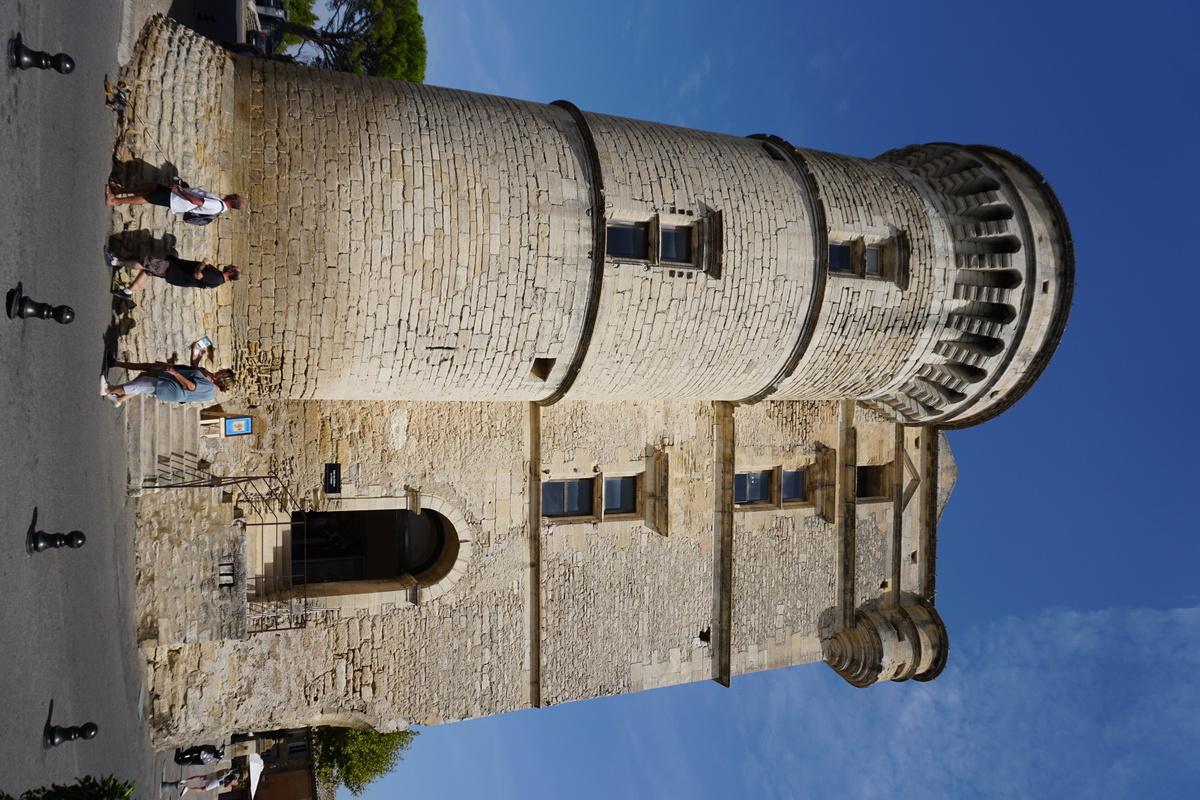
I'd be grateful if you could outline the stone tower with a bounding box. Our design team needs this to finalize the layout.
[121,20,1072,744]
[234,59,1070,425]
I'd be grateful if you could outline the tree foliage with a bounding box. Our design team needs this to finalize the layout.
[279,0,319,49]
[311,726,418,796]
[276,0,427,82]
[0,776,135,800]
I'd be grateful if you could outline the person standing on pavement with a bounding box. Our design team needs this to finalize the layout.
[108,251,241,299]
[161,769,240,795]
[105,177,243,223]
[102,342,235,407]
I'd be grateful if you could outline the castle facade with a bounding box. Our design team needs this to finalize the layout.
[117,20,1071,745]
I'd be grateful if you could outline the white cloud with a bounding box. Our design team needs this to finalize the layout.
[738,606,1200,800]
[675,54,713,102]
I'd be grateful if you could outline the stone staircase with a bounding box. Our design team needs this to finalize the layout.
[125,394,213,493]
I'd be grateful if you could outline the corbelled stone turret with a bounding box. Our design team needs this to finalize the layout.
[822,595,949,687]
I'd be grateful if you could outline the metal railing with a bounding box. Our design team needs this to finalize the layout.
[144,471,336,633]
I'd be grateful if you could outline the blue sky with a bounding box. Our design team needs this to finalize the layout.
[338,1,1200,797]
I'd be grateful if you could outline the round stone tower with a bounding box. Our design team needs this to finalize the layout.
[233,59,1071,427]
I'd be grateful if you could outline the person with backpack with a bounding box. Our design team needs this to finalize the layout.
[105,177,243,224]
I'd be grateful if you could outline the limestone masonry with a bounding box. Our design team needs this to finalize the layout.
[113,19,1072,746]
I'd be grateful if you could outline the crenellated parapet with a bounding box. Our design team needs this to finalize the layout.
[864,144,1074,427]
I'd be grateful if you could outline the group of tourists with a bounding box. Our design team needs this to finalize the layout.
[102,178,243,407]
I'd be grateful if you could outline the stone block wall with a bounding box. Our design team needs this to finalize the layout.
[538,401,717,701]
[141,400,539,745]
[775,150,954,400]
[730,512,834,675]
[232,59,597,402]
[135,490,246,646]
[111,19,242,367]
[568,114,819,401]
[144,568,532,744]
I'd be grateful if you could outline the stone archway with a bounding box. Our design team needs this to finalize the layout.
[296,494,474,611]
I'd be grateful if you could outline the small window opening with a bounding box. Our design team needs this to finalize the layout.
[543,478,594,517]
[698,627,711,643]
[864,246,881,276]
[606,222,650,259]
[529,358,555,381]
[829,242,854,272]
[603,476,638,514]
[734,471,773,505]
[856,465,888,499]
[660,225,693,264]
[781,469,807,502]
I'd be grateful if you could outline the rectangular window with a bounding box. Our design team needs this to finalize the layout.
[864,246,881,276]
[604,476,639,514]
[543,478,594,517]
[660,226,693,264]
[828,242,854,273]
[606,222,650,259]
[287,740,309,756]
[606,214,718,275]
[856,465,889,500]
[828,237,903,281]
[734,471,773,505]
[781,469,807,502]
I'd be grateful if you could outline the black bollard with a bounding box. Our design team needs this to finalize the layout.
[6,283,75,324]
[8,34,75,74]
[44,721,98,748]
[29,529,86,554]
[25,509,85,554]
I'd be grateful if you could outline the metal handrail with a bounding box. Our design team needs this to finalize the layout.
[144,471,334,633]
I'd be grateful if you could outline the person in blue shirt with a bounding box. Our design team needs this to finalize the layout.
[102,341,235,407]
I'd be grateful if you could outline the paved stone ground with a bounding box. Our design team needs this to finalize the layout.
[107,0,253,770]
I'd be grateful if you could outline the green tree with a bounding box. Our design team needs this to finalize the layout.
[275,0,426,82]
[0,775,135,800]
[311,726,418,795]
[279,0,319,50]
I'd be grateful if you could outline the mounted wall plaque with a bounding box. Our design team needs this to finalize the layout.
[324,463,341,494]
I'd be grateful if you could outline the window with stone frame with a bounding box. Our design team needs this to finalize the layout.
[542,474,643,521]
[856,464,893,501]
[603,475,640,515]
[828,234,907,283]
[781,468,809,504]
[734,470,773,506]
[542,477,595,518]
[736,465,816,510]
[606,221,651,260]
[606,212,721,275]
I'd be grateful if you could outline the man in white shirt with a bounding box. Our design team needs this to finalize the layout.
[106,178,243,220]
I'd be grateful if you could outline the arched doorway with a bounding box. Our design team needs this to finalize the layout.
[291,508,459,588]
